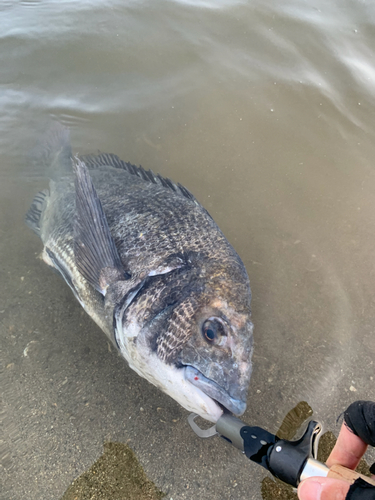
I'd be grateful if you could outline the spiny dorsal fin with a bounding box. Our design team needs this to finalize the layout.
[73,157,129,294]
[79,152,201,206]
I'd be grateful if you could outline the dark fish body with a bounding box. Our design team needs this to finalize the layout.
[26,127,254,422]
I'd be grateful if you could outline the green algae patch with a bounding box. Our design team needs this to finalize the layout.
[261,476,297,500]
[61,442,165,500]
[276,401,313,441]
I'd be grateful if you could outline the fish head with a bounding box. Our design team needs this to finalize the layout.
[115,258,253,423]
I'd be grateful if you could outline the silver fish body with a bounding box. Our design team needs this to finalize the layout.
[26,128,254,422]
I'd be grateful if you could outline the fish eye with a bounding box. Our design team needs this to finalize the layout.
[202,318,225,345]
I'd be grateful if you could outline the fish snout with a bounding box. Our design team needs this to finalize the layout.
[184,364,250,416]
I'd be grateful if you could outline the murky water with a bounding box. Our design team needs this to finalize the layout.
[1,1,375,499]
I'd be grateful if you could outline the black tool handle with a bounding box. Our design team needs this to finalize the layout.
[216,415,322,487]
[267,420,320,487]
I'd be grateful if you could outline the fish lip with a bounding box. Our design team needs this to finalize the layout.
[184,365,246,416]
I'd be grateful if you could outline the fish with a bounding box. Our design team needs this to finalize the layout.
[26,125,254,423]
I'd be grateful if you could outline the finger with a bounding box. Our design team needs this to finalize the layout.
[298,477,350,500]
[326,423,368,469]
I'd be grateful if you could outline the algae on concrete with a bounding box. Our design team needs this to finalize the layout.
[61,442,165,500]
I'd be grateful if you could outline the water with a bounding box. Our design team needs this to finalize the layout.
[1,0,375,498]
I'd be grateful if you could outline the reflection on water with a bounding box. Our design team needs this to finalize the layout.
[1,0,375,499]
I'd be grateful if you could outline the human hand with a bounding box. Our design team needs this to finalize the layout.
[298,401,375,500]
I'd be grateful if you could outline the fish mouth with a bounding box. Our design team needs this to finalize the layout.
[184,365,246,416]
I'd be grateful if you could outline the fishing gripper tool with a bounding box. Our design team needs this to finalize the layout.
[188,412,375,488]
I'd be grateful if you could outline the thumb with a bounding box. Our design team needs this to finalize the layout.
[298,477,351,500]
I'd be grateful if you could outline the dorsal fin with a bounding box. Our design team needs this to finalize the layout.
[79,152,202,206]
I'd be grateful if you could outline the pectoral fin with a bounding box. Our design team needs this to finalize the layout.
[73,157,129,294]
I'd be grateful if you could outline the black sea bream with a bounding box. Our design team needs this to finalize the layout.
[26,125,254,422]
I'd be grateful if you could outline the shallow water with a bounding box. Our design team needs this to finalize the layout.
[1,1,375,499]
